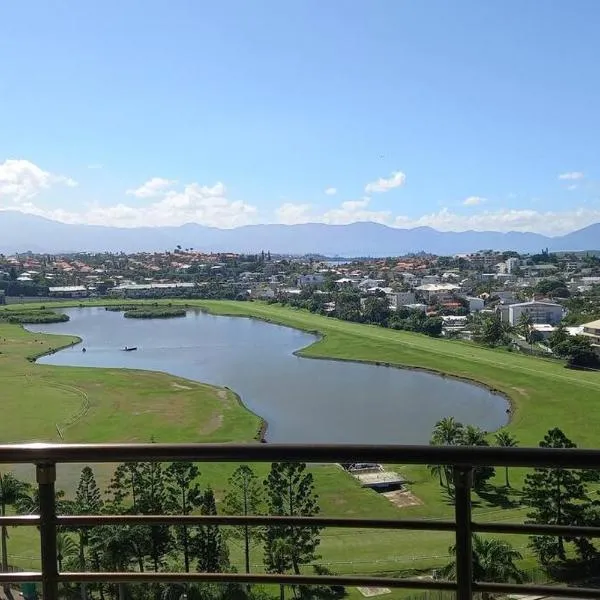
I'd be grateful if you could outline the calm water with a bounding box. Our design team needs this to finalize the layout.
[26,308,508,443]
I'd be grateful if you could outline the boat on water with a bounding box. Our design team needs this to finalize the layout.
[122,346,138,352]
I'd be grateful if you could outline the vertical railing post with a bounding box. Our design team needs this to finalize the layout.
[37,462,58,600]
[454,466,473,600]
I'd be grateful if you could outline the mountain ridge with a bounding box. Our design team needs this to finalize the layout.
[1,211,598,256]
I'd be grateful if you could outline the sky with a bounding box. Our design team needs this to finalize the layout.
[1,0,599,235]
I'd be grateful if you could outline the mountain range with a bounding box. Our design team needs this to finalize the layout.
[1,211,599,256]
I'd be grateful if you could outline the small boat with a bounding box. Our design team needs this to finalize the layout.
[122,346,138,352]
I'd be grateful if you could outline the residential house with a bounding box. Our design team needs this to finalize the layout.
[297,274,325,287]
[580,319,600,355]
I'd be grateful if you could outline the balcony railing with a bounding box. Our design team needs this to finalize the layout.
[1,443,600,600]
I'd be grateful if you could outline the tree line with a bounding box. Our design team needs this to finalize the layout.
[0,461,342,600]
[430,418,600,585]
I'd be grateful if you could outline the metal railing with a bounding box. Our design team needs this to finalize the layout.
[1,443,600,600]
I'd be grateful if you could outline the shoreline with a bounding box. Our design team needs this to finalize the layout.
[198,305,516,431]
[23,316,268,443]
[26,303,513,441]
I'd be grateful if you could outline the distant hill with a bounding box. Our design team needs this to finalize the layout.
[0,211,599,256]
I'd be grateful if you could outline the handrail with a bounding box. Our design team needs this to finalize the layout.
[0,442,599,467]
[0,443,598,600]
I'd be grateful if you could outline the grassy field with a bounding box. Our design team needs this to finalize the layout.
[1,299,599,594]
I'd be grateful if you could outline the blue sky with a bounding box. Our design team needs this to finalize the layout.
[1,0,599,234]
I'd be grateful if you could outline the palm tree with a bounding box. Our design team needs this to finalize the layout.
[0,473,30,593]
[56,532,78,571]
[495,431,518,487]
[441,535,524,599]
[461,425,488,447]
[430,417,464,488]
[431,417,463,445]
[518,312,534,350]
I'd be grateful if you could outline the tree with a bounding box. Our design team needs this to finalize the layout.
[459,426,495,490]
[165,462,203,573]
[56,532,78,571]
[552,336,600,369]
[223,465,264,575]
[74,466,103,600]
[441,535,524,599]
[193,488,229,573]
[548,323,569,349]
[429,417,463,488]
[0,473,30,593]
[518,312,534,348]
[474,314,511,347]
[422,317,443,337]
[264,462,321,580]
[362,296,391,326]
[523,428,593,564]
[494,431,518,487]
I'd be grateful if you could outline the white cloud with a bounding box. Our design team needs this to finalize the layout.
[275,197,391,226]
[0,159,77,203]
[324,187,337,196]
[558,171,584,180]
[12,179,257,228]
[364,170,406,194]
[87,163,103,170]
[392,207,600,236]
[276,203,313,225]
[126,177,176,198]
[463,196,487,206]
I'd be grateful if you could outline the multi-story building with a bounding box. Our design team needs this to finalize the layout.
[507,301,564,326]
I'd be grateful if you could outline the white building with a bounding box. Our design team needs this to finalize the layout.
[507,301,564,326]
[387,291,416,309]
[48,285,89,298]
[416,283,461,302]
[465,296,485,313]
[506,257,520,274]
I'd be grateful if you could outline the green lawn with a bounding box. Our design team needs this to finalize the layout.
[1,299,599,596]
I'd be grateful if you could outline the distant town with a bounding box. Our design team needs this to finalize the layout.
[1,247,599,364]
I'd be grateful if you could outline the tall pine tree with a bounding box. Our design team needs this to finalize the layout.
[193,488,229,573]
[74,467,103,600]
[223,465,263,574]
[165,461,203,573]
[264,462,321,577]
[523,428,594,564]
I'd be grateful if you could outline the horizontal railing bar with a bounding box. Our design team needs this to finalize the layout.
[475,582,600,599]
[57,572,457,590]
[0,442,599,468]
[0,573,42,583]
[56,514,457,531]
[474,521,600,537]
[0,515,40,527]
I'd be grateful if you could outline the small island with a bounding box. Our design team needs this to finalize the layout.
[123,306,187,319]
[0,308,69,324]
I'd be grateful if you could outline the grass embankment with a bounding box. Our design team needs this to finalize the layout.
[1,300,599,591]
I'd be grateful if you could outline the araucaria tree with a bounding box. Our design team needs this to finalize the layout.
[193,488,229,573]
[223,465,263,574]
[264,462,321,580]
[165,461,203,573]
[74,466,103,600]
[523,428,595,564]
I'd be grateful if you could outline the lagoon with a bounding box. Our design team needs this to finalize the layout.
[27,307,509,443]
